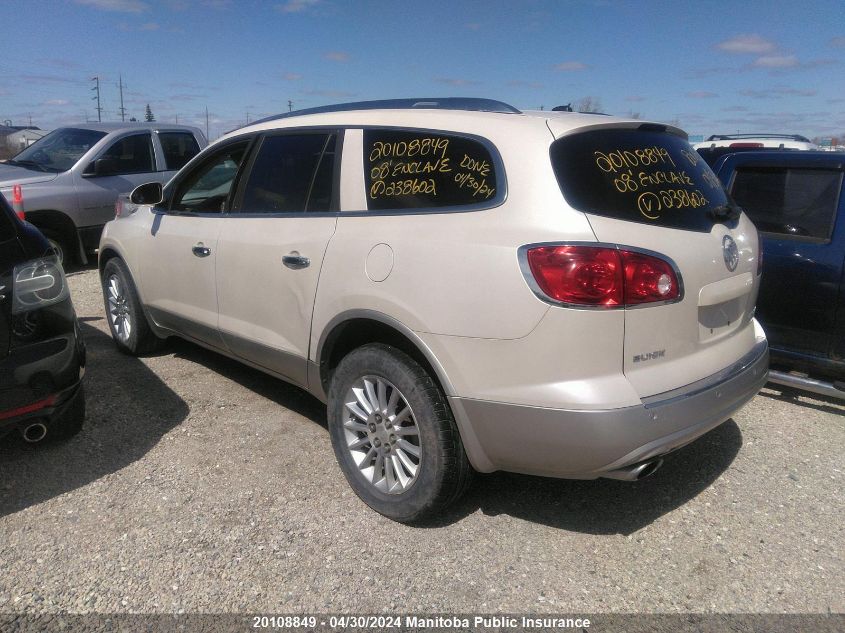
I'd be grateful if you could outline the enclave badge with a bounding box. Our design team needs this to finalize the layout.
[722,235,739,272]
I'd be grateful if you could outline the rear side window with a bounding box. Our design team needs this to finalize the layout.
[100,133,155,174]
[237,133,335,213]
[730,167,842,240]
[159,132,201,170]
[551,128,729,232]
[364,129,498,210]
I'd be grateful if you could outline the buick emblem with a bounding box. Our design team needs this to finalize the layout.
[722,235,739,272]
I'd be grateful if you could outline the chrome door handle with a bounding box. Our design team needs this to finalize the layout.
[282,254,310,269]
[192,244,211,257]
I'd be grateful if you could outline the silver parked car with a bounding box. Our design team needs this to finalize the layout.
[0,123,206,264]
[98,98,768,522]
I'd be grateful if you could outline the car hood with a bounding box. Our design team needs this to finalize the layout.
[0,164,60,187]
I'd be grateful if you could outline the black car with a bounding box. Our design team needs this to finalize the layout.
[0,194,85,443]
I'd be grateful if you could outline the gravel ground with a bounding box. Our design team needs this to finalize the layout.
[0,265,842,616]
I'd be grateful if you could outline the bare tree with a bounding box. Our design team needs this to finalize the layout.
[576,96,603,113]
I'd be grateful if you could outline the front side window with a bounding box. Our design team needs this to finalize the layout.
[159,132,201,170]
[98,133,155,174]
[237,133,335,213]
[731,167,842,240]
[551,127,730,232]
[170,142,249,213]
[364,129,499,210]
[10,128,107,172]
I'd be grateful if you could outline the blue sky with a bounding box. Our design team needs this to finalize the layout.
[1,0,843,140]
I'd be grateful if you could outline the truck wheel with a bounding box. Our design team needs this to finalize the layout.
[101,258,164,355]
[42,230,67,266]
[328,343,472,523]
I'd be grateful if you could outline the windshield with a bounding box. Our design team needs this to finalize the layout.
[550,127,731,232]
[11,128,107,172]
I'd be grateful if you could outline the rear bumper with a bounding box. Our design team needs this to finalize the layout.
[449,339,769,478]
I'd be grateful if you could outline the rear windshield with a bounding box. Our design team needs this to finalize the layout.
[551,128,729,232]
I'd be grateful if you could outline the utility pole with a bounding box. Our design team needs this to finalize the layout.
[288,100,293,112]
[91,76,102,122]
[118,74,127,122]
[205,106,209,140]
[246,111,250,125]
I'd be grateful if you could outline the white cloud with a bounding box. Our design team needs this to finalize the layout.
[323,51,349,63]
[716,34,776,54]
[751,54,799,68]
[75,0,148,13]
[283,72,303,81]
[830,36,845,48]
[139,22,160,30]
[278,0,319,13]
[44,99,70,106]
[554,61,588,71]
[687,91,719,99]
[434,77,481,87]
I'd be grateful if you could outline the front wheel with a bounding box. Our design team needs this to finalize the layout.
[328,343,472,523]
[101,258,164,355]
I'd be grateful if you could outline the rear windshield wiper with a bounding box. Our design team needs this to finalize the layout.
[709,204,742,222]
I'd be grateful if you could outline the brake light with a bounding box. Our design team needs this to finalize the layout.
[115,198,123,218]
[12,184,24,220]
[524,245,680,307]
[728,142,764,148]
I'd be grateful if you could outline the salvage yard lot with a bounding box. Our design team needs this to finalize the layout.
[0,265,842,614]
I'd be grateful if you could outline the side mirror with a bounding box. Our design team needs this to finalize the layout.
[130,182,164,206]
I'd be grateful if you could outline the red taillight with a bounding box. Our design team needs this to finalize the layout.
[115,198,123,218]
[12,184,25,220]
[524,245,680,307]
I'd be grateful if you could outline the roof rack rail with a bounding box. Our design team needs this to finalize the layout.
[706,133,812,143]
[243,98,522,129]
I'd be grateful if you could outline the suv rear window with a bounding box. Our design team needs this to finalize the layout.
[364,129,498,210]
[730,167,842,240]
[159,132,201,170]
[551,128,729,232]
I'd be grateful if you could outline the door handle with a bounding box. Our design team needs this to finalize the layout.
[192,244,211,257]
[282,253,310,269]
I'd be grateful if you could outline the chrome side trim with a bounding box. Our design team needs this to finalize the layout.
[768,370,845,400]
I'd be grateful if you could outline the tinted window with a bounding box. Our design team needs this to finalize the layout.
[100,133,154,173]
[551,128,729,232]
[731,167,842,240]
[171,142,248,213]
[159,132,201,170]
[12,128,107,172]
[364,129,498,210]
[238,133,334,213]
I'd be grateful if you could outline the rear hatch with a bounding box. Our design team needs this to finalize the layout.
[549,122,761,397]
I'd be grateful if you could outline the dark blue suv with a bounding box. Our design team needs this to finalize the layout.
[0,194,85,443]
[709,150,845,398]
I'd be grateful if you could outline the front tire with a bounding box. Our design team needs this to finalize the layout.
[328,343,472,523]
[101,258,164,355]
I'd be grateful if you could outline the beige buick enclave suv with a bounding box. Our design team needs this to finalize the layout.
[99,98,768,522]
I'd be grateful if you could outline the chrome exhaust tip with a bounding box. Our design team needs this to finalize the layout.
[22,422,48,444]
[602,458,664,481]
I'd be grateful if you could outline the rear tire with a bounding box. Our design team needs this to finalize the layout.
[101,258,164,355]
[328,343,472,523]
[41,230,67,266]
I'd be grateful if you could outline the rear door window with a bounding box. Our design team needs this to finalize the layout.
[159,132,201,170]
[364,129,499,210]
[236,133,335,213]
[551,128,729,232]
[730,167,842,240]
